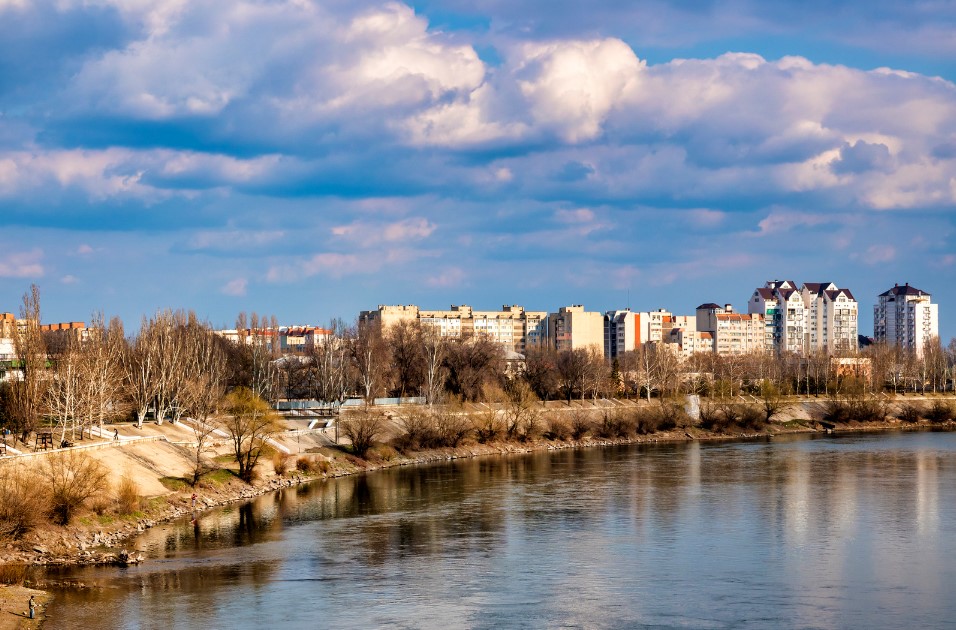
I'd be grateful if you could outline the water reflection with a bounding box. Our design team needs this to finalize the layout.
[44,431,956,629]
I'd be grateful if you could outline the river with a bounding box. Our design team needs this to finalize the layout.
[44,430,956,629]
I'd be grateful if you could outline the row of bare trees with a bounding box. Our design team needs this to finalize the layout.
[4,286,956,444]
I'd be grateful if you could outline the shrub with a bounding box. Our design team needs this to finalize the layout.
[43,452,110,525]
[544,417,571,441]
[340,409,386,457]
[114,472,140,515]
[0,563,29,586]
[395,411,434,452]
[296,456,318,474]
[272,452,292,476]
[0,466,46,539]
[471,410,504,444]
[897,403,923,424]
[738,405,766,431]
[433,410,470,447]
[370,445,398,462]
[926,400,954,424]
[634,408,661,435]
[569,412,591,440]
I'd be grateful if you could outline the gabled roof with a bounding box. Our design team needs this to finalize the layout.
[802,282,838,296]
[753,288,775,299]
[824,288,855,301]
[879,283,930,298]
[696,303,721,310]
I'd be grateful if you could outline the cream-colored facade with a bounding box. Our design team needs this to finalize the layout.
[360,304,548,353]
[697,304,766,355]
[547,305,605,355]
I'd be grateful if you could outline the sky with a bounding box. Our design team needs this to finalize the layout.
[0,0,954,339]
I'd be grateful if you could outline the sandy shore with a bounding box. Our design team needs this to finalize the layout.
[0,586,48,630]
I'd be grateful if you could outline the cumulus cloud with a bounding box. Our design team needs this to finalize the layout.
[221,277,247,296]
[426,267,465,288]
[0,248,44,278]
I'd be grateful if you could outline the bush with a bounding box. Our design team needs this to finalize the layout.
[897,403,923,424]
[43,452,110,525]
[471,410,504,444]
[272,452,292,476]
[0,466,46,539]
[569,412,591,440]
[926,400,954,424]
[340,410,386,457]
[114,473,140,515]
[634,408,661,435]
[544,417,571,441]
[737,405,766,431]
[433,410,470,447]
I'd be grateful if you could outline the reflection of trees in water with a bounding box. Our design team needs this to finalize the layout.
[46,560,280,628]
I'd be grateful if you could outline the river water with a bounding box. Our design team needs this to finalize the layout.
[44,431,956,629]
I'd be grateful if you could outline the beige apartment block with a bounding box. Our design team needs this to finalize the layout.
[548,305,605,356]
[360,304,548,353]
[696,304,766,355]
[874,283,939,355]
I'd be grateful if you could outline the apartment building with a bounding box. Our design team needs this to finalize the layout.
[802,283,858,352]
[360,304,548,353]
[748,280,857,354]
[874,283,939,355]
[603,308,675,359]
[546,305,605,355]
[696,304,767,355]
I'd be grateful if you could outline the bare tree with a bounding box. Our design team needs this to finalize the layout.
[503,378,540,439]
[81,314,127,433]
[309,319,350,403]
[45,339,87,444]
[9,284,47,441]
[42,451,109,525]
[177,323,228,484]
[555,348,590,403]
[340,407,386,457]
[122,316,161,428]
[523,347,559,402]
[222,387,281,482]
[350,321,387,403]
[387,320,424,398]
[420,326,446,406]
[444,336,503,402]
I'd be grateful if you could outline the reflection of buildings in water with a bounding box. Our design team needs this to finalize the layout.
[915,451,939,537]
[782,449,811,544]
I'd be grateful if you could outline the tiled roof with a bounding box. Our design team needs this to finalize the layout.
[879,284,930,298]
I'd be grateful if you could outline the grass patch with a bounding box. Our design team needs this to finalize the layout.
[159,476,190,492]
[213,454,236,464]
[199,469,236,487]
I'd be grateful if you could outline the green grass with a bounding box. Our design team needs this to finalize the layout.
[159,476,190,492]
[199,468,237,487]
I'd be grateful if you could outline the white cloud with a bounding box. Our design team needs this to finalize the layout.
[0,248,44,278]
[221,277,248,296]
[426,267,465,288]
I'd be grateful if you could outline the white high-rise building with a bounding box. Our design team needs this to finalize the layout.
[801,283,858,352]
[874,283,939,355]
[748,280,857,354]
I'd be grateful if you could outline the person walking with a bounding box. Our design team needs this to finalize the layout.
[28,595,35,619]
[114,428,120,442]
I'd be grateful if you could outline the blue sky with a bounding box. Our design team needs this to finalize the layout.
[1,0,954,339]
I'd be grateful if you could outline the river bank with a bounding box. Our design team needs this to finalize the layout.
[9,410,954,575]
